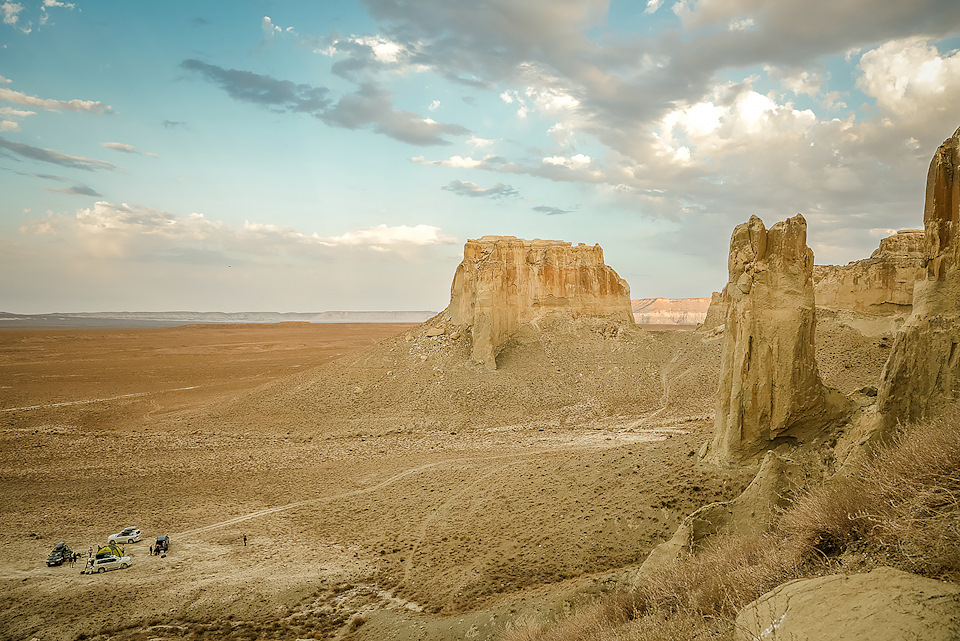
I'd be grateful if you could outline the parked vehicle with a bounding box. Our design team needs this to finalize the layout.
[83,555,132,574]
[154,535,169,553]
[107,527,141,544]
[46,542,73,567]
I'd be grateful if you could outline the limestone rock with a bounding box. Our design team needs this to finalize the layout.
[708,214,847,464]
[735,567,960,641]
[699,291,726,331]
[445,236,633,369]
[813,230,925,314]
[879,126,960,424]
[631,297,710,325]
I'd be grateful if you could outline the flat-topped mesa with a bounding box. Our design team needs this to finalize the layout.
[813,229,925,313]
[879,126,960,424]
[445,236,633,369]
[707,215,847,465]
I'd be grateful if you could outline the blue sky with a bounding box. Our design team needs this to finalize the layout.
[3,0,960,313]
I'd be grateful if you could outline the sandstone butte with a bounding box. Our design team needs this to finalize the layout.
[707,214,847,464]
[444,235,633,369]
[813,229,925,313]
[879,125,960,425]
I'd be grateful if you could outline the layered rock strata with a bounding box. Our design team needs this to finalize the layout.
[708,214,846,464]
[813,230,925,313]
[445,236,633,369]
[632,297,710,325]
[879,126,960,424]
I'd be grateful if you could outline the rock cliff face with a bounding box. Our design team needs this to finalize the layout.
[445,236,633,369]
[879,126,960,424]
[813,230,925,313]
[632,297,710,325]
[708,215,847,464]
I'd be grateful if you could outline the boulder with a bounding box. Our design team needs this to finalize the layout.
[813,230,925,314]
[707,215,848,464]
[879,126,960,425]
[445,236,633,369]
[735,567,960,641]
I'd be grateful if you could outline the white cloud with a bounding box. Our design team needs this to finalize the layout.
[729,17,755,31]
[543,153,592,167]
[645,0,663,14]
[857,38,960,118]
[0,106,35,117]
[0,119,19,131]
[411,154,497,169]
[21,201,457,260]
[1,2,22,26]
[101,142,137,153]
[318,224,456,246]
[428,99,440,111]
[0,87,111,113]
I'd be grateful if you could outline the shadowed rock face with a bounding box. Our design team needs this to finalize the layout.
[445,236,633,369]
[813,230,925,313]
[708,215,846,464]
[879,126,960,424]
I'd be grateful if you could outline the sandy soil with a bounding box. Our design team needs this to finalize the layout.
[0,317,890,641]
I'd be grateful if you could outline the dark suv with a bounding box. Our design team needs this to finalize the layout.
[154,535,169,553]
[46,542,73,567]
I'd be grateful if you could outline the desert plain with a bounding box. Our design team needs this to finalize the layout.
[0,315,889,641]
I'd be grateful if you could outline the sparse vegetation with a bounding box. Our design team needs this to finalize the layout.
[503,405,960,641]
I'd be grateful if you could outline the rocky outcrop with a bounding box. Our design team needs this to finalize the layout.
[631,298,710,325]
[813,230,925,313]
[707,215,847,464]
[879,126,960,424]
[445,236,633,369]
[735,567,960,641]
[700,291,726,331]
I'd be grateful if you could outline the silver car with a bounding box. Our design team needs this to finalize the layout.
[84,554,132,573]
[107,527,141,544]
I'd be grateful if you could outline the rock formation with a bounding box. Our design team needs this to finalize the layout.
[631,297,710,325]
[700,291,726,331]
[444,236,633,369]
[813,230,925,313]
[735,567,960,641]
[879,126,960,424]
[707,214,847,464]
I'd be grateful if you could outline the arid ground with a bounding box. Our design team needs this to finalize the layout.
[0,318,889,641]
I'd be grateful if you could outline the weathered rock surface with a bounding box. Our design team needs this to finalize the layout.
[879,126,960,424]
[445,236,633,369]
[813,230,925,314]
[707,215,847,464]
[699,291,726,332]
[735,567,960,641]
[631,297,710,325]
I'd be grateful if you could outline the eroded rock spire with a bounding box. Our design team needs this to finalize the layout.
[878,126,960,424]
[708,214,847,464]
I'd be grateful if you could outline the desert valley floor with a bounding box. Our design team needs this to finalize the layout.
[0,318,891,641]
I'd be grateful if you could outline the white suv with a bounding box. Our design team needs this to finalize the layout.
[86,555,132,574]
[107,527,141,544]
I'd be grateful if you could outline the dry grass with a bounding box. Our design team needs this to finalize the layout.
[502,405,960,641]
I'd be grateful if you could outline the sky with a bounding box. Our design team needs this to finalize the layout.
[3,1,960,313]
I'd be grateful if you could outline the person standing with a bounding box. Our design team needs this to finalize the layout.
[242,534,247,546]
